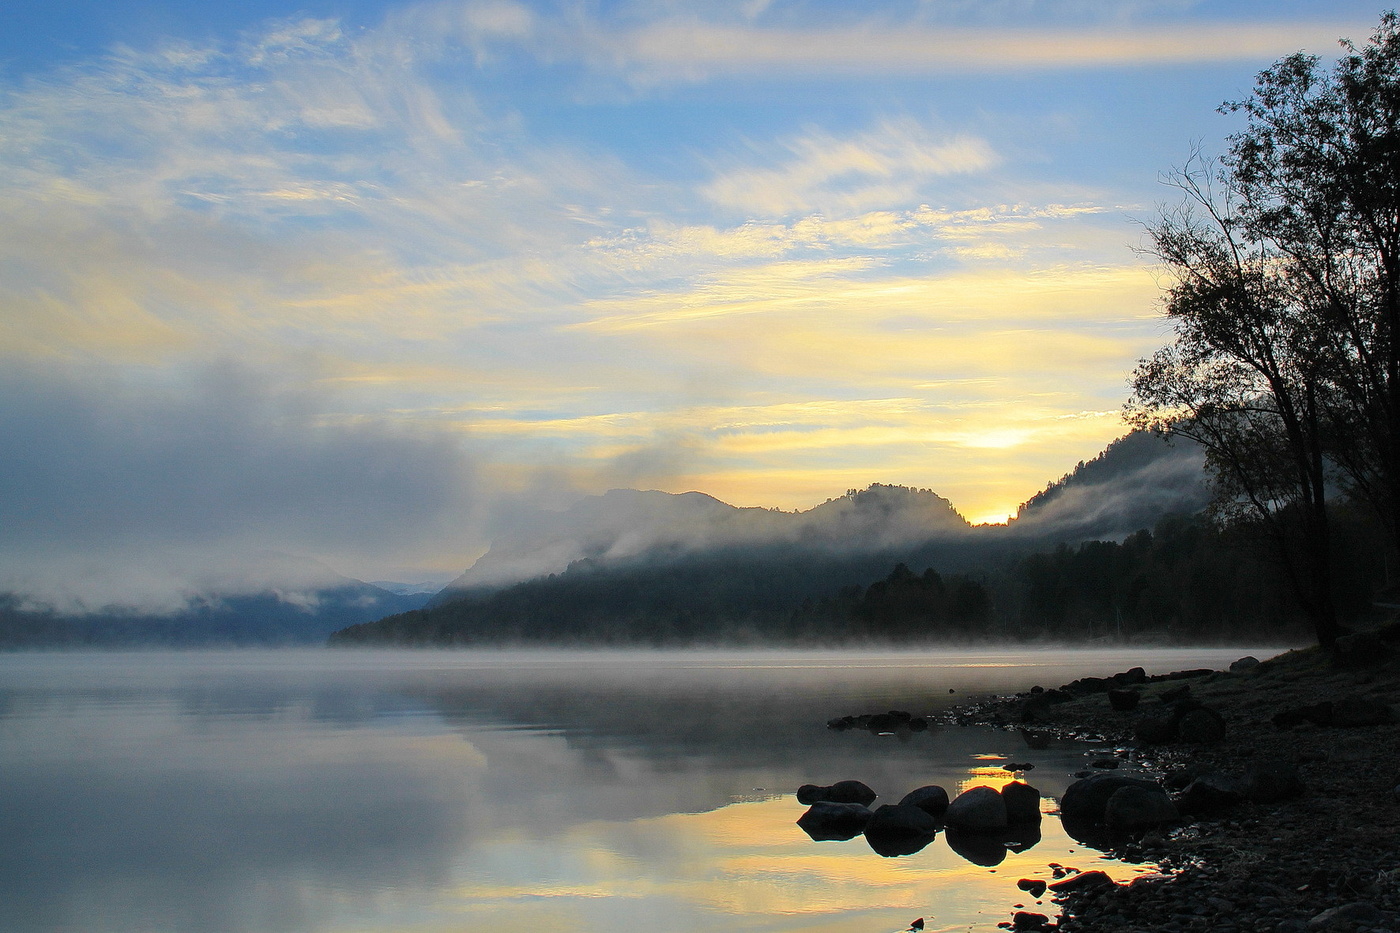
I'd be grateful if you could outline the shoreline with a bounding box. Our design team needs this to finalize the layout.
[951,643,1400,932]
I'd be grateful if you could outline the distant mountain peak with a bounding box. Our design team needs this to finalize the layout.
[441,482,971,594]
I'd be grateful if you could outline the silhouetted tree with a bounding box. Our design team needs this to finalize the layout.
[1129,14,1400,646]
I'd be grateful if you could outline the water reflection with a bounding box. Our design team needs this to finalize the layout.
[0,648,1272,933]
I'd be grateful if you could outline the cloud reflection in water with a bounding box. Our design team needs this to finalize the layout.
[0,648,1251,932]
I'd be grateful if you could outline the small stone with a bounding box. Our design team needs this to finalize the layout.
[1017,878,1048,897]
[1049,869,1115,893]
[1012,911,1050,931]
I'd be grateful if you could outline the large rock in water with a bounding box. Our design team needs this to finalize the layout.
[1060,773,1162,824]
[863,804,939,857]
[899,785,950,817]
[1001,781,1043,824]
[945,785,1008,832]
[1104,785,1178,831]
[797,780,877,806]
[796,802,873,841]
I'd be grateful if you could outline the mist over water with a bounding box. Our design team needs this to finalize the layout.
[0,647,1277,933]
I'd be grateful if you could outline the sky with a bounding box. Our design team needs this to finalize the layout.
[0,0,1384,609]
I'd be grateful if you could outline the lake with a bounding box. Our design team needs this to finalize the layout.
[0,647,1281,933]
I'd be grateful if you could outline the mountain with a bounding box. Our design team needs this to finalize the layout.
[0,574,432,648]
[333,432,1216,646]
[438,432,1206,600]
[439,483,971,598]
[1009,431,1210,540]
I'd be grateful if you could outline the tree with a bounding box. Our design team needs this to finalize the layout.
[1128,14,1400,646]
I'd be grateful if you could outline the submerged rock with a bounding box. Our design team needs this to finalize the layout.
[796,779,877,807]
[1017,878,1048,898]
[899,784,949,817]
[1001,781,1043,824]
[796,801,873,841]
[863,804,939,857]
[945,785,1007,832]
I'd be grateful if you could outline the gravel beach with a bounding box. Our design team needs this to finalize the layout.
[957,638,1400,933]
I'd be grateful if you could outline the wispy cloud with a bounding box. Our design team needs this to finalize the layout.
[442,6,1365,82]
[702,119,998,218]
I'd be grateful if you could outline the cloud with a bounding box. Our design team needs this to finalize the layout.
[703,119,998,218]
[0,361,483,612]
[441,7,1366,83]
[618,20,1361,76]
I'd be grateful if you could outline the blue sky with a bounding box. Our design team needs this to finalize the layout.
[0,0,1384,606]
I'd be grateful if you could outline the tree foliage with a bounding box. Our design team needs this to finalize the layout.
[1128,14,1400,645]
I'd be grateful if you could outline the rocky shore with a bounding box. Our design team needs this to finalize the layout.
[956,636,1400,933]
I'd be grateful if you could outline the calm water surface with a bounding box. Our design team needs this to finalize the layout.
[0,647,1282,933]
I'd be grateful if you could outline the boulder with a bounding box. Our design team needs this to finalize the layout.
[1275,696,1395,729]
[1229,656,1261,672]
[867,710,914,732]
[796,802,873,841]
[797,779,877,806]
[945,785,1008,832]
[1135,708,1179,744]
[1243,760,1305,803]
[1177,772,1247,814]
[1012,911,1052,931]
[1112,667,1148,686]
[1060,773,1163,823]
[1177,707,1227,744]
[1332,631,1391,669]
[899,784,950,817]
[1104,784,1178,831]
[1108,688,1141,711]
[1329,694,1396,727]
[1001,781,1043,824]
[862,804,939,857]
[1160,683,1194,704]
